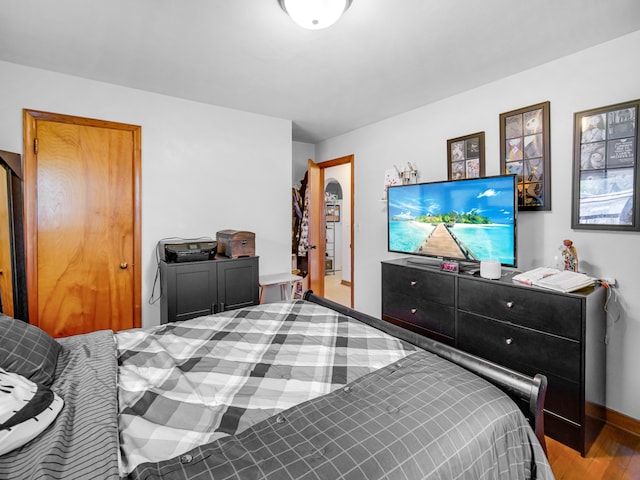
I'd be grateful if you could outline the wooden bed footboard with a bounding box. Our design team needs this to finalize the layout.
[303,291,548,452]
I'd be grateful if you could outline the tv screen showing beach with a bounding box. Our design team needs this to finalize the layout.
[387,175,517,266]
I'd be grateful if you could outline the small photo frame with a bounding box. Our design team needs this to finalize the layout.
[447,132,485,180]
[326,204,340,222]
[500,101,551,211]
[572,99,640,230]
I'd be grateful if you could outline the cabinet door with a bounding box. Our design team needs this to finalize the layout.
[217,257,259,311]
[161,261,217,323]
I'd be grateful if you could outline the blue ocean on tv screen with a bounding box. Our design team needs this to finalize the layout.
[387,175,516,265]
[389,222,515,264]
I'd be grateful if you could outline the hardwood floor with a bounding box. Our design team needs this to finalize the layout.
[546,425,640,479]
[324,273,351,307]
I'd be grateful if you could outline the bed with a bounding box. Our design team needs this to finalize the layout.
[0,292,553,479]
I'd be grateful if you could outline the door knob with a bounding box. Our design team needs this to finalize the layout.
[120,262,128,269]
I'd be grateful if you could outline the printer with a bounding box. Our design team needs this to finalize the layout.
[158,238,217,263]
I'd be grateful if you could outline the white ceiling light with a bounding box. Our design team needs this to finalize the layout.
[279,0,353,30]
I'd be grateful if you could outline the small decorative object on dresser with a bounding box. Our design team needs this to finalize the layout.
[562,239,578,271]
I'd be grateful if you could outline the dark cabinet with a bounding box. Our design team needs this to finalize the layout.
[160,256,259,324]
[381,258,606,455]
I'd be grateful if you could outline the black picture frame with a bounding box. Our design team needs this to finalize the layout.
[500,101,551,211]
[572,99,639,231]
[447,132,485,180]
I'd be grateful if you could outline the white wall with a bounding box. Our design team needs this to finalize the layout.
[316,31,640,421]
[292,141,313,186]
[0,60,292,329]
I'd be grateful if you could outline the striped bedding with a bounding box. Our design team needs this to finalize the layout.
[0,300,554,479]
[0,330,120,479]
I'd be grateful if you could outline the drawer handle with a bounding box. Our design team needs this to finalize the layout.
[410,308,417,314]
[505,338,513,345]
[506,301,514,308]
[410,281,417,287]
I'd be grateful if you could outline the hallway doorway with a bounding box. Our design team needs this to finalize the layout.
[301,155,353,308]
[319,156,353,308]
[320,167,352,307]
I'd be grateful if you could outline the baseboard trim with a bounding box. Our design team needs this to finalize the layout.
[606,408,640,437]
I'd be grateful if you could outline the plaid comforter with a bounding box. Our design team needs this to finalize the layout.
[117,300,419,476]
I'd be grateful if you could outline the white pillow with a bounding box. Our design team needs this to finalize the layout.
[0,368,64,456]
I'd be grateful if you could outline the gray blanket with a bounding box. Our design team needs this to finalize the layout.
[0,330,120,479]
[132,348,553,479]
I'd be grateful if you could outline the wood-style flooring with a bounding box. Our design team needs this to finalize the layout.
[546,424,640,479]
[324,273,351,307]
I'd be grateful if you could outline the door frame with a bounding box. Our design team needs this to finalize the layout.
[0,150,26,319]
[23,109,142,328]
[314,154,354,308]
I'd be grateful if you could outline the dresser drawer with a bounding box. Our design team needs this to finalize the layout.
[543,373,581,424]
[457,311,580,383]
[382,290,455,339]
[382,263,455,306]
[458,277,583,340]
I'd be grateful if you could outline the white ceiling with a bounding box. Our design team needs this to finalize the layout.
[2,0,640,144]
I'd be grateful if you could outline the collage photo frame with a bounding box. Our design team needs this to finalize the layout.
[447,132,485,181]
[500,101,551,211]
[572,99,639,230]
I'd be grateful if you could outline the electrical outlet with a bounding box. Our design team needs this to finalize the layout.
[601,277,617,287]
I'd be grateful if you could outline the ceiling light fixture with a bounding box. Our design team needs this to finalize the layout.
[278,0,353,30]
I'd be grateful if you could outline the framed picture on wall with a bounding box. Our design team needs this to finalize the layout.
[572,99,640,230]
[447,132,485,180]
[326,204,340,222]
[500,101,551,211]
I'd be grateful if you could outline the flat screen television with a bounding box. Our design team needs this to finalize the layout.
[387,174,517,267]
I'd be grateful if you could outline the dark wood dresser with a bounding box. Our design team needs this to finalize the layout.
[381,258,606,455]
[160,256,259,324]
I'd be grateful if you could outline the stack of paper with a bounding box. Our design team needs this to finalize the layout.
[512,267,595,293]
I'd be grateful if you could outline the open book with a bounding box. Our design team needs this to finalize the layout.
[512,267,596,293]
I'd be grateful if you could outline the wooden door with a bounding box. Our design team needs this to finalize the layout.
[307,159,325,296]
[307,155,355,306]
[24,110,141,337]
[0,165,14,316]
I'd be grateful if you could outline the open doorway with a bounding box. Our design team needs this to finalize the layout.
[293,155,353,308]
[323,167,351,307]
